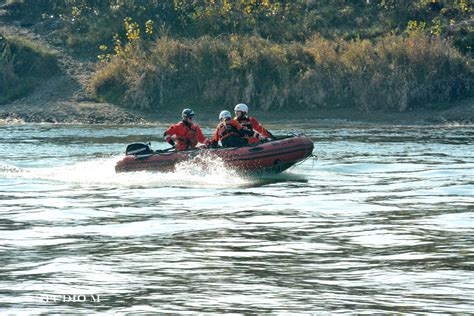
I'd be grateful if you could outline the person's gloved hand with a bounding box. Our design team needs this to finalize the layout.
[167,138,175,147]
[241,128,253,138]
[206,140,218,148]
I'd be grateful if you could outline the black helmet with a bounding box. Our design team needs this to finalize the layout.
[182,108,195,119]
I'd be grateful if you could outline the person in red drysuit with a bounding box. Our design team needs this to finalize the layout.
[233,103,273,144]
[163,108,207,151]
[209,110,254,148]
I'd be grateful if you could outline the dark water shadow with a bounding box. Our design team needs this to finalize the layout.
[239,172,309,188]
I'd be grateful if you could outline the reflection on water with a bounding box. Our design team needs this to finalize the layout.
[0,123,473,313]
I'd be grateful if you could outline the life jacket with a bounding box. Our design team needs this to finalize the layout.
[181,122,200,148]
[235,115,272,139]
[236,116,258,143]
[217,121,240,142]
[236,116,253,132]
[212,119,249,147]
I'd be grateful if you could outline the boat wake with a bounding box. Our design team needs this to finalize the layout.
[0,155,255,188]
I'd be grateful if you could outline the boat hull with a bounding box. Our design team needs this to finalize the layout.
[115,135,314,174]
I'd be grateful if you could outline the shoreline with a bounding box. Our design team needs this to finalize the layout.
[1,17,472,128]
[1,99,473,127]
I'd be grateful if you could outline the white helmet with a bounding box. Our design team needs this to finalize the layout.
[234,103,248,113]
[219,110,232,120]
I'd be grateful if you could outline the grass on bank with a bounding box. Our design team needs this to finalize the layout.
[91,30,473,114]
[0,33,59,104]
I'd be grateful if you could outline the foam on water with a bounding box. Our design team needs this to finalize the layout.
[0,154,253,188]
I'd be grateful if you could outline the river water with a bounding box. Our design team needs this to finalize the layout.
[0,122,473,314]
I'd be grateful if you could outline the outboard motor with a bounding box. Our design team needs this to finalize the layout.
[125,143,153,156]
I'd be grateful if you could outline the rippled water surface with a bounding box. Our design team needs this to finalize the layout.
[1,123,473,313]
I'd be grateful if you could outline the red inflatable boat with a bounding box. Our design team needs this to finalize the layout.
[115,135,314,174]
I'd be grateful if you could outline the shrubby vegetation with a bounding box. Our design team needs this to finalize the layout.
[5,0,472,54]
[0,34,59,104]
[91,28,472,112]
[3,0,474,112]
